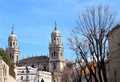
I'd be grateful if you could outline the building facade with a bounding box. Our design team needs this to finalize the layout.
[6,27,20,64]
[49,23,65,82]
[108,24,120,82]
[0,56,16,82]
[16,66,37,82]
[3,24,66,82]
[16,66,52,82]
[17,56,49,71]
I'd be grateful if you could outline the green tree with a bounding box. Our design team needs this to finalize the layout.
[0,48,14,68]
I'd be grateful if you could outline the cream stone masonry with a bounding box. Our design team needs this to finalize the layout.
[0,56,16,82]
[6,27,20,64]
[49,22,65,82]
[108,24,120,82]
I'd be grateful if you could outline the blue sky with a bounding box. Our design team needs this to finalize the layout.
[0,0,120,60]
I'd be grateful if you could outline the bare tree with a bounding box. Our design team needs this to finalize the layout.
[61,61,74,82]
[68,5,116,82]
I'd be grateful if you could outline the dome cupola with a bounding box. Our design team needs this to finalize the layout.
[8,26,18,41]
[51,22,61,37]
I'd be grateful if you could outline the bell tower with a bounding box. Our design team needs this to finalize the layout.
[49,22,64,72]
[6,26,20,64]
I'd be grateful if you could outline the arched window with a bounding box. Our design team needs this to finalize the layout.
[53,63,56,70]
[13,42,15,46]
[44,66,46,71]
[10,42,12,47]
[31,64,34,68]
[10,54,11,58]
[54,51,56,56]
[52,53,53,57]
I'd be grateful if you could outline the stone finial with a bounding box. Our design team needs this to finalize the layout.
[54,21,58,30]
[11,25,14,34]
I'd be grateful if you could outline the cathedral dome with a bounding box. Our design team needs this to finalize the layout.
[8,27,18,40]
[51,23,61,37]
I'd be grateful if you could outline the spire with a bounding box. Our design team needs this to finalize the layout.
[54,21,58,30]
[11,25,14,34]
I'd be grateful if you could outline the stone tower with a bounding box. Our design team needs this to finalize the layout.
[108,24,120,82]
[49,23,65,82]
[6,27,20,64]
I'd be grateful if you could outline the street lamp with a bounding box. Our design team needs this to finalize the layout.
[38,62,39,82]
[26,66,29,82]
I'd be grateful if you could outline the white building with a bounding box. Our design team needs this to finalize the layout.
[16,66,52,82]
[16,66,37,82]
[38,71,52,82]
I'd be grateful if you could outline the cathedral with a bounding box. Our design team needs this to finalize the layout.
[6,23,65,82]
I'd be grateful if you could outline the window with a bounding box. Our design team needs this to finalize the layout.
[12,56,14,59]
[54,51,56,56]
[44,66,46,71]
[21,71,24,73]
[13,42,15,46]
[10,54,11,58]
[52,53,53,57]
[31,64,34,68]
[21,76,23,80]
[53,63,56,70]
[10,42,12,47]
